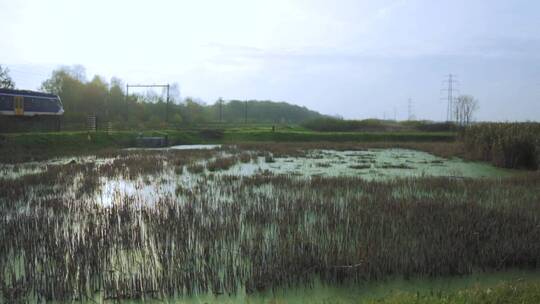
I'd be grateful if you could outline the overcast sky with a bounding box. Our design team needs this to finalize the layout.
[1,0,539,121]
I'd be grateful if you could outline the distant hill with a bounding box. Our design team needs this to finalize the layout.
[209,100,326,124]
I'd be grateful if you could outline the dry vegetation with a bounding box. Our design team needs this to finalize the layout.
[233,141,465,160]
[463,123,540,170]
[0,148,539,302]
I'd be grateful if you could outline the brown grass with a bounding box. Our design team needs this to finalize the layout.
[0,149,539,301]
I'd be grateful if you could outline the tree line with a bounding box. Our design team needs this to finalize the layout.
[1,65,325,129]
[1,64,478,130]
[0,65,16,89]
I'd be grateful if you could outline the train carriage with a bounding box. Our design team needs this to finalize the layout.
[0,89,64,132]
[0,88,64,117]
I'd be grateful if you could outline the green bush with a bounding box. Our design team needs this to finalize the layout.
[302,118,397,132]
[199,128,224,140]
[302,118,458,133]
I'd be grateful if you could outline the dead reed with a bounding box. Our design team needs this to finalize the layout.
[0,149,539,302]
[206,156,238,172]
[463,123,540,170]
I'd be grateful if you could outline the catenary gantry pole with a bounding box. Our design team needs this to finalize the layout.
[126,84,170,123]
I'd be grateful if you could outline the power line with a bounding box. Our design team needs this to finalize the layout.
[244,100,248,124]
[408,98,414,121]
[441,74,459,122]
[219,97,223,123]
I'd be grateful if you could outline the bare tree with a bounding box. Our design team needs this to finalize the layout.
[454,95,479,126]
[462,96,479,126]
[0,65,16,89]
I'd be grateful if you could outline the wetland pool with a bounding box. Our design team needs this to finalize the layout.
[1,148,512,207]
[220,148,514,179]
[0,147,514,182]
[1,146,536,303]
[0,148,517,208]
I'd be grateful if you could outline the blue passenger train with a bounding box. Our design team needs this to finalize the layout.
[0,88,64,117]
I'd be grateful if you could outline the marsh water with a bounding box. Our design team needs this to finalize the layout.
[0,147,514,182]
[222,148,512,179]
[1,146,535,303]
[0,148,514,207]
[100,148,513,206]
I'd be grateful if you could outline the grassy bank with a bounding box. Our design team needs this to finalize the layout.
[223,129,454,143]
[0,129,456,163]
[369,280,540,304]
[0,130,205,163]
[301,117,457,133]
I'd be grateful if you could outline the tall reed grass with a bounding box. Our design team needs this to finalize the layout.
[463,123,540,170]
[0,150,539,302]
